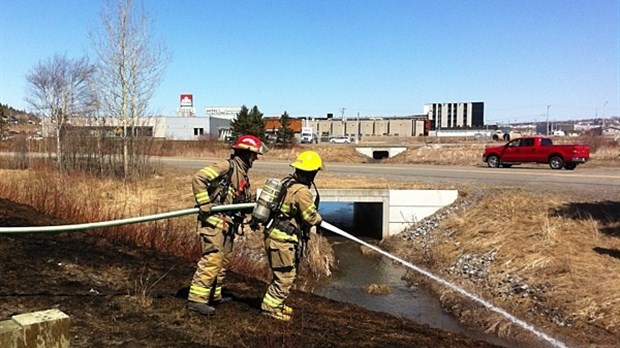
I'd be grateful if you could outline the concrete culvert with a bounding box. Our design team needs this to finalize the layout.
[373,151,389,160]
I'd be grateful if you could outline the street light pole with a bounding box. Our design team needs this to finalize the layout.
[546,105,551,135]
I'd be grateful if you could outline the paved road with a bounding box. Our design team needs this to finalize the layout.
[160,157,620,199]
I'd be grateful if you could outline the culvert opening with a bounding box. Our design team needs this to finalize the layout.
[319,202,383,240]
[372,151,390,160]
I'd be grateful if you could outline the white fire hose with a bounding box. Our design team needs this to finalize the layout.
[0,203,256,234]
[0,203,566,347]
[319,221,567,348]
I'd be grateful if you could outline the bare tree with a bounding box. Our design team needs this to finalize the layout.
[25,54,95,172]
[0,107,8,140]
[90,0,170,178]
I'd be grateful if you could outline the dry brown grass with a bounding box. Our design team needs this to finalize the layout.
[590,144,620,167]
[360,245,381,257]
[0,169,201,262]
[0,168,337,284]
[130,265,175,307]
[271,139,618,168]
[151,140,369,164]
[415,190,620,344]
[381,139,620,167]
[301,229,337,279]
[366,283,392,295]
[385,143,485,166]
[2,136,618,169]
[1,146,618,345]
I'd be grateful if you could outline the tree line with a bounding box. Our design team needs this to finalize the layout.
[230,106,296,149]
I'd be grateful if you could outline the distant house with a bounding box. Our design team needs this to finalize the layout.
[602,126,620,140]
[584,125,620,139]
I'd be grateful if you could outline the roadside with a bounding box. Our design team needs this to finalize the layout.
[382,189,620,347]
[2,135,619,168]
[0,198,498,348]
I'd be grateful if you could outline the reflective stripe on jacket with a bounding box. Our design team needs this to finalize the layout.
[266,180,321,243]
[192,157,250,230]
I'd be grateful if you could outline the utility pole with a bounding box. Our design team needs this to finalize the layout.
[546,105,551,135]
[340,107,346,136]
[356,112,360,144]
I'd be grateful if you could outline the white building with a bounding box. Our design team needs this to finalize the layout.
[42,115,232,141]
[205,106,242,121]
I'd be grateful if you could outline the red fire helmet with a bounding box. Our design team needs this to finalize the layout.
[231,134,265,154]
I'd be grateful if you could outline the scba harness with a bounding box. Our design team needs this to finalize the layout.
[253,175,320,245]
[210,159,251,205]
[200,159,252,234]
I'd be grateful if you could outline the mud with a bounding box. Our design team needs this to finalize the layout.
[0,198,499,347]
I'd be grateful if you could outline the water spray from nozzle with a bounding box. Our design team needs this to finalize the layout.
[320,220,568,348]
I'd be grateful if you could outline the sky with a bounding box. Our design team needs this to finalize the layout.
[1,1,618,124]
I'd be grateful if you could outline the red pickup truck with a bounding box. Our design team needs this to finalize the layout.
[482,136,590,170]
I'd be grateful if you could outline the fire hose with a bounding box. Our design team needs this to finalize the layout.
[0,203,256,234]
[0,203,566,347]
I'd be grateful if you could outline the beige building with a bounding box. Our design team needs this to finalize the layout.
[304,116,427,141]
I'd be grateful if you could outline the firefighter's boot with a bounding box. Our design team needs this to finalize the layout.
[211,296,232,305]
[211,286,232,305]
[187,301,215,316]
[281,304,293,316]
[261,303,292,321]
[262,308,292,321]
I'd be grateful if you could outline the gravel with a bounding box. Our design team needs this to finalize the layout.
[397,189,573,328]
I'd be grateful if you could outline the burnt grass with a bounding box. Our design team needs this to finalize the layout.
[0,198,500,348]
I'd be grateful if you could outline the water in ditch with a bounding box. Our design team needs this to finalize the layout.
[313,202,523,348]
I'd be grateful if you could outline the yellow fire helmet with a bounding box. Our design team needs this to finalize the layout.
[290,150,325,172]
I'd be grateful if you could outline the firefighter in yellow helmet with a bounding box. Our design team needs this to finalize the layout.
[261,150,324,321]
[187,135,265,316]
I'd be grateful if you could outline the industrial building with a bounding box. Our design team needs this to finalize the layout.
[304,115,428,140]
[41,115,233,141]
[423,102,484,130]
[40,93,485,141]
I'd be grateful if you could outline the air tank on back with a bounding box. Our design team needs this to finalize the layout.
[252,178,283,223]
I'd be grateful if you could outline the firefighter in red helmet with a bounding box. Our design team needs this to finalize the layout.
[187,134,265,316]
